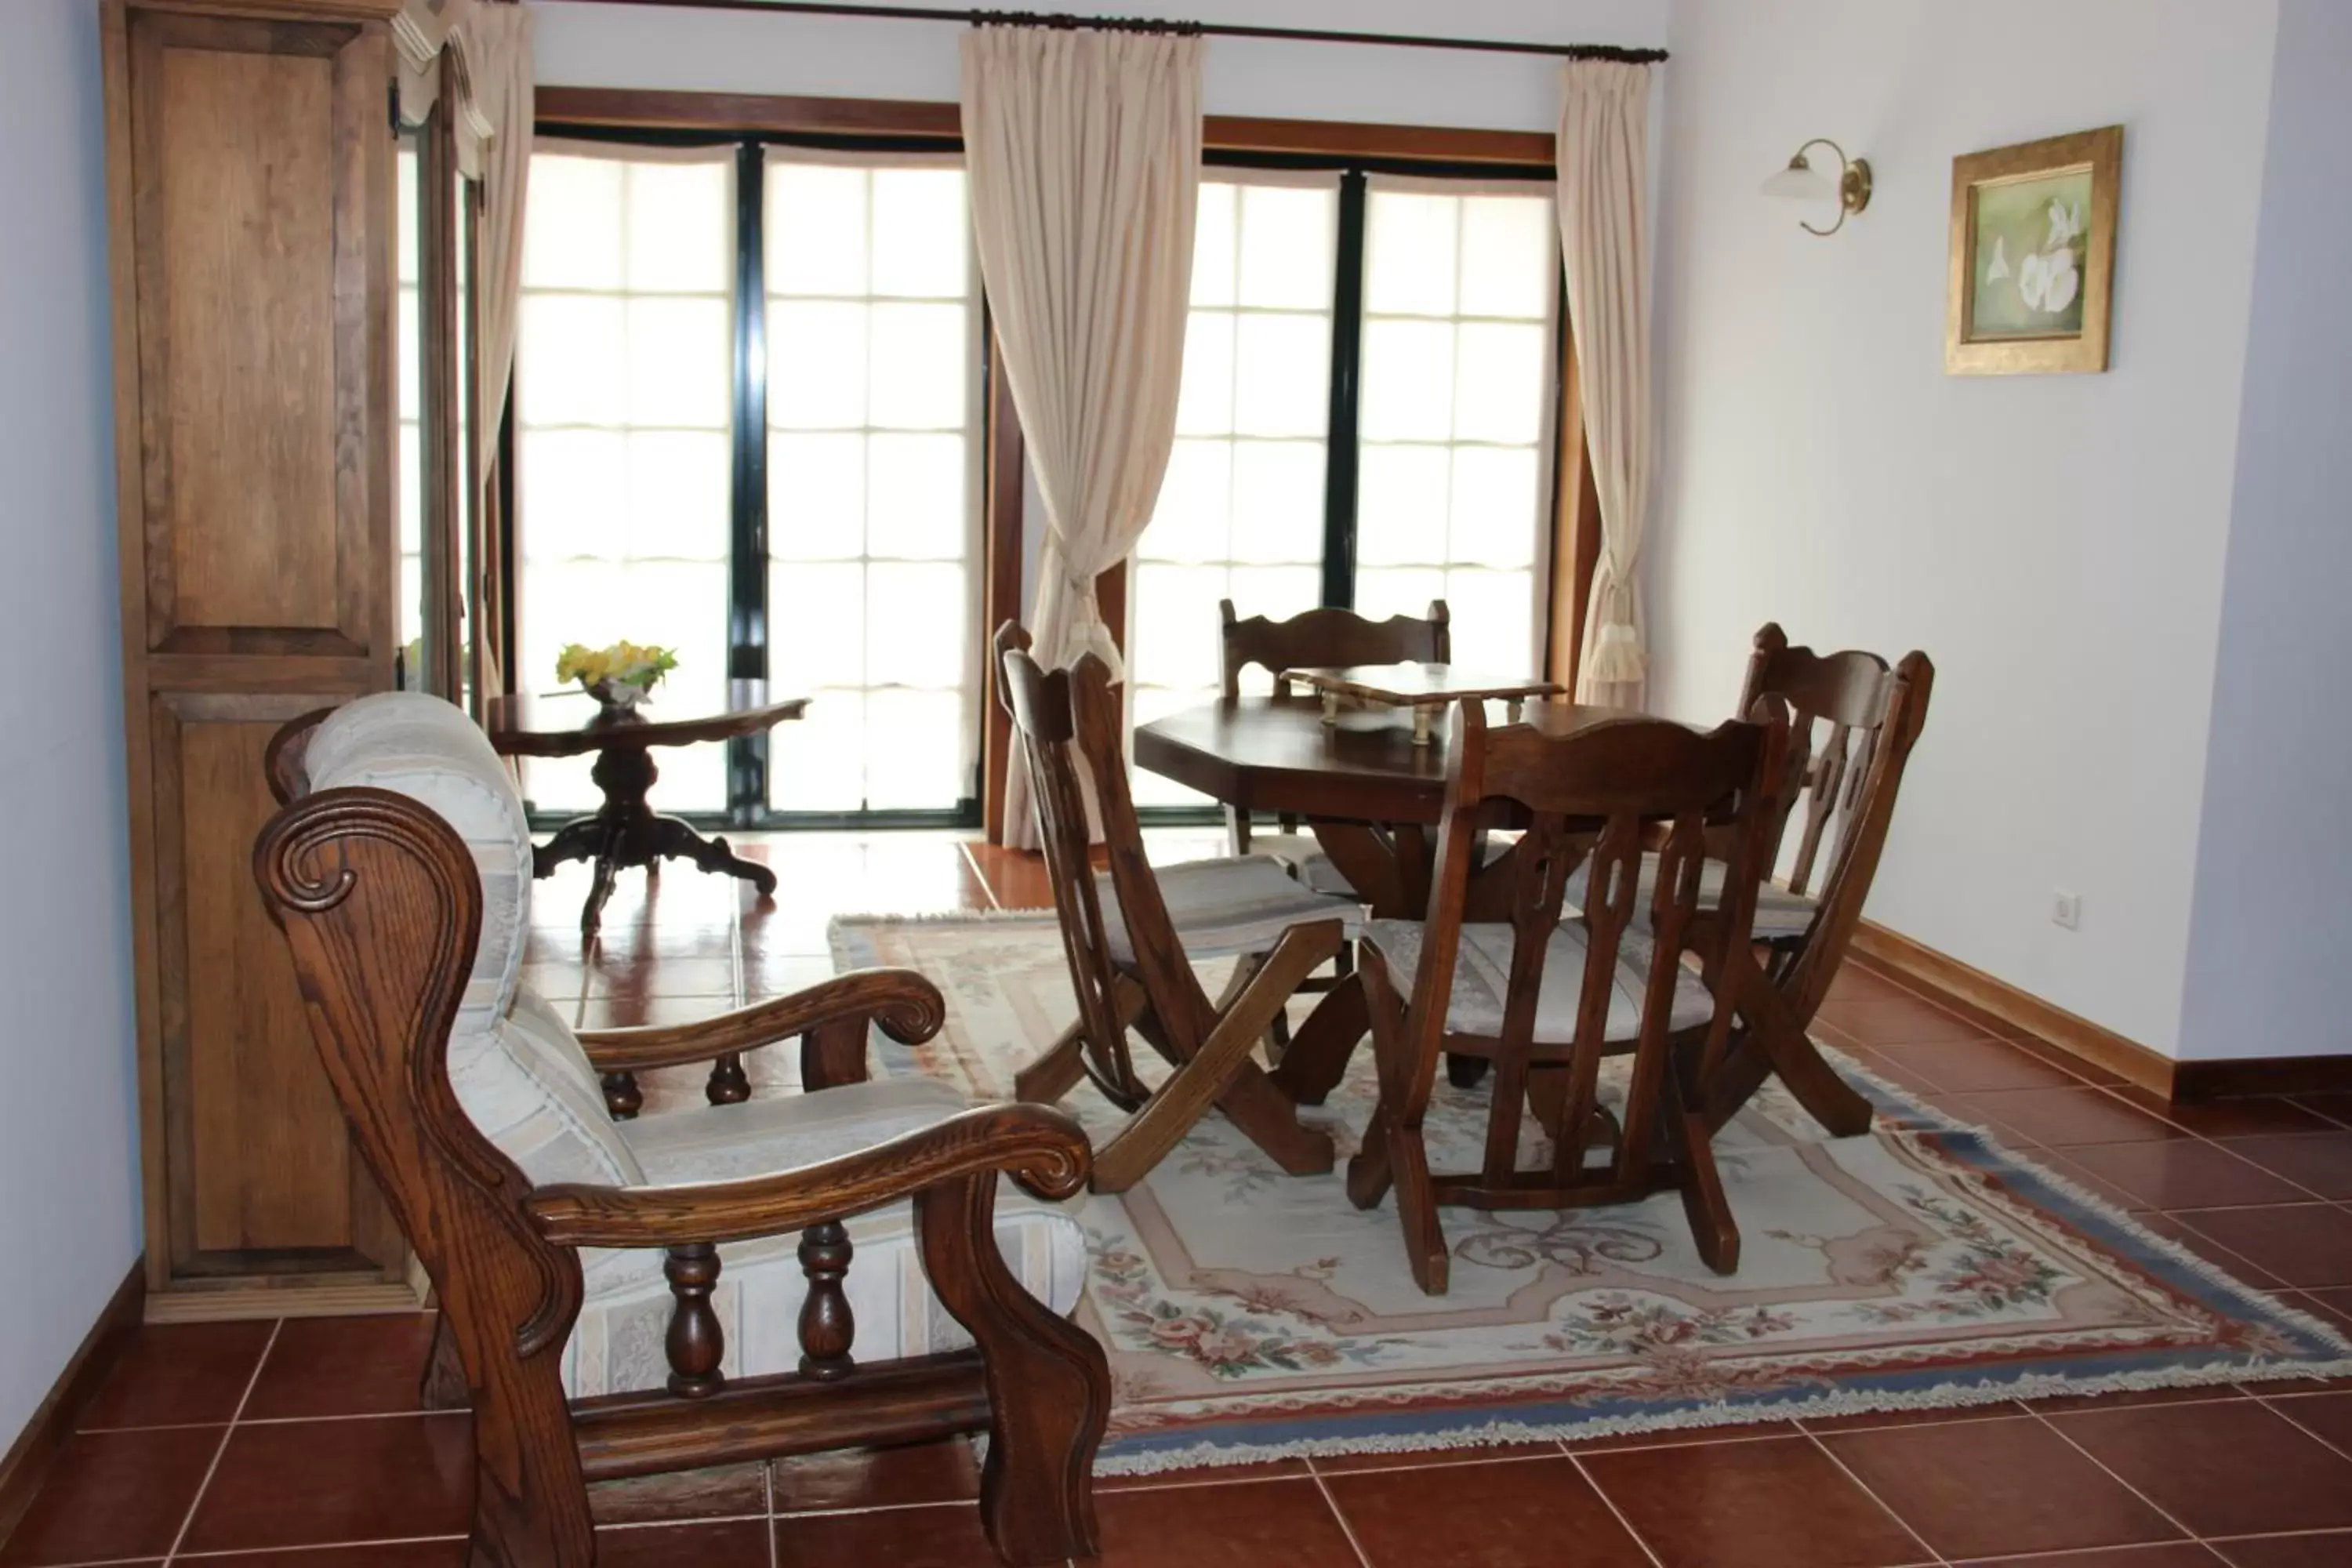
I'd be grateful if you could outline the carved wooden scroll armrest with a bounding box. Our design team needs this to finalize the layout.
[526,1102,1091,1248]
[576,967,946,1084]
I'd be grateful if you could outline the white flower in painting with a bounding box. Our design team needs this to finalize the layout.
[2017,249,2050,310]
[2037,247,2079,314]
[1984,234,2011,282]
[2045,198,2083,250]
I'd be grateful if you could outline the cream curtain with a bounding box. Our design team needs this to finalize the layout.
[1557,60,1654,709]
[459,5,532,485]
[961,24,1203,848]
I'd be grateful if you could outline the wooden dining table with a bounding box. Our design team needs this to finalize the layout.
[1133,690,1636,920]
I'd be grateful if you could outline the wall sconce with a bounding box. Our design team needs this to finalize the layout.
[1762,137,1872,237]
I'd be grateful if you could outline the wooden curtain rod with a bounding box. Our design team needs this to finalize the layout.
[540,0,1670,63]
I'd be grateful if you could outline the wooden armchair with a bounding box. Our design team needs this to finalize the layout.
[1349,701,1788,1292]
[996,622,1367,1192]
[1217,597,1450,885]
[256,695,1107,1566]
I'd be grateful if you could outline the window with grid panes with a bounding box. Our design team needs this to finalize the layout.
[1354,179,1558,674]
[1126,165,1562,808]
[515,145,737,813]
[1129,173,1338,807]
[764,156,976,814]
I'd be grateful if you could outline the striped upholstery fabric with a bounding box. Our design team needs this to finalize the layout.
[303,695,644,1190]
[1362,920,1717,1042]
[1245,833,1359,898]
[564,1080,1088,1399]
[1098,855,1363,964]
[1563,853,1820,940]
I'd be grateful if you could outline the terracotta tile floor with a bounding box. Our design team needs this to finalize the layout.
[13,829,2352,1567]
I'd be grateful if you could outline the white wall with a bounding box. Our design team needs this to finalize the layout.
[1650,0,2281,1055]
[533,0,1668,131]
[2176,0,2352,1063]
[0,0,142,1446]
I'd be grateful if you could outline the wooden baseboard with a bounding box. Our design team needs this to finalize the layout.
[143,1276,425,1324]
[1849,920,2179,1098]
[2172,1054,2352,1102]
[0,1258,144,1548]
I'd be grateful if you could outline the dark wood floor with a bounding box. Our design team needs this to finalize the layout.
[8,831,2352,1567]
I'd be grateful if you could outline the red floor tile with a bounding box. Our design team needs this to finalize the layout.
[0,1425,220,1566]
[2296,1287,2352,1333]
[1820,991,1997,1047]
[1952,1087,2189,1147]
[590,1462,768,1525]
[241,1312,437,1421]
[1820,1414,2184,1559]
[1090,1477,1362,1568]
[178,1414,475,1555]
[2216,1134,2352,1200]
[75,1319,274,1430]
[1875,1036,2085,1092]
[2056,1141,2310,1211]
[2209,1534,2352,1567]
[2170,1205,2352,1287]
[596,1519,772,1566]
[1577,1435,1926,1567]
[184,1544,468,1566]
[1101,1457,1312,1489]
[2109,1092,2336,1139]
[1958,1546,2227,1566]
[2263,1389,2352,1454]
[1321,1454,1651,1566]
[771,1504,1001,1568]
[2047,1400,2352,1537]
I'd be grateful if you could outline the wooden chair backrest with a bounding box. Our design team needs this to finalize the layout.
[994,624,1214,1056]
[1402,702,1787,1191]
[1219,599,1451,698]
[254,736,594,1555]
[1736,623,1935,1020]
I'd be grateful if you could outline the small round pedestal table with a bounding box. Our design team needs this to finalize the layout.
[485,681,810,942]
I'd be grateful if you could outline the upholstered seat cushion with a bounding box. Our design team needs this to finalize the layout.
[1361,919,1718,1042]
[1097,855,1363,964]
[1563,853,1819,940]
[561,1078,1089,1399]
[1246,833,1359,898]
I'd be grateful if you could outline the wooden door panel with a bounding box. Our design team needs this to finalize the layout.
[127,9,390,659]
[151,692,399,1276]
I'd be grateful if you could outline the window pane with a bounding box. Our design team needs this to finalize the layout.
[1131,562,1226,693]
[1359,319,1455,441]
[769,301,868,429]
[769,432,866,561]
[1356,565,1447,625]
[1228,441,1324,564]
[626,162,732,294]
[866,433,966,561]
[766,159,979,813]
[1447,445,1540,569]
[1233,312,1329,438]
[1444,568,1536,673]
[1237,184,1334,309]
[1364,191,1458,316]
[1356,444,1450,568]
[1189,183,1238,308]
[1453,321,1547,445]
[1173,312,1235,436]
[868,302,967,430]
[766,163,868,295]
[870,169,967,298]
[1458,195,1554,319]
[517,150,734,813]
[1142,440,1231,564]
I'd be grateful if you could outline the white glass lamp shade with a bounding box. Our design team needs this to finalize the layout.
[1761,155,1832,201]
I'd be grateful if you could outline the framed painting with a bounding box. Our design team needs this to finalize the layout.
[1946,125,2122,375]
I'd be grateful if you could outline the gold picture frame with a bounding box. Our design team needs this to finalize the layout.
[1946,125,2122,375]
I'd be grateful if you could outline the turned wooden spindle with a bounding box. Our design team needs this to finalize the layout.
[663,1243,725,1398]
[704,1052,750,1105]
[797,1221,855,1381]
[601,1070,644,1120]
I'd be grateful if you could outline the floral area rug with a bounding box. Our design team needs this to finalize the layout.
[831,912,2352,1472]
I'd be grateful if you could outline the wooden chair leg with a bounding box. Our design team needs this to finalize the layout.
[1387,1113,1450,1294]
[1345,1102,1394,1210]
[1015,979,1146,1107]
[1268,968,1367,1106]
[1704,951,1873,1138]
[916,1174,1108,1566]
[1665,1071,1740,1274]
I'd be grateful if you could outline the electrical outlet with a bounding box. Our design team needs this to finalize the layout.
[2052,891,2082,931]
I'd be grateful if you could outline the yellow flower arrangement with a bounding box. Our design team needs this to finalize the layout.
[556,640,677,706]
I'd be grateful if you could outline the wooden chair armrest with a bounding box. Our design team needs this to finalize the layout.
[527,1102,1090,1248]
[576,968,946,1075]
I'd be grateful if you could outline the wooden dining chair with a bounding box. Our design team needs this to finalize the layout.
[1348,700,1788,1293]
[256,694,1108,1566]
[1218,597,1450,889]
[1693,624,1936,1134]
[996,622,1366,1192]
